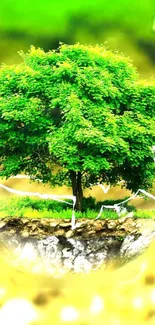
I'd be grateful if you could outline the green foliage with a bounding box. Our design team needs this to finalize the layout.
[82,196,96,212]
[95,198,136,213]
[0,44,155,206]
[9,196,71,212]
[82,196,136,213]
[124,204,137,213]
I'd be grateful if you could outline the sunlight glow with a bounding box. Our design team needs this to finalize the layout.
[0,299,37,325]
[132,296,143,309]
[60,306,79,322]
[90,295,104,314]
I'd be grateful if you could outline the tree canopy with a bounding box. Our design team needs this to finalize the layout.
[0,44,155,210]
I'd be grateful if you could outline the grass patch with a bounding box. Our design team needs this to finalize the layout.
[134,210,155,219]
[0,196,118,219]
[0,196,155,220]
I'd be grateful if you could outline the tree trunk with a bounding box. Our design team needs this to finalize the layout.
[70,171,83,211]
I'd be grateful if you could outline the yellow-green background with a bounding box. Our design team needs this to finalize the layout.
[0,0,154,77]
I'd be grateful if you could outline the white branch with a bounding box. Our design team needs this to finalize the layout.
[98,184,110,194]
[10,175,43,183]
[95,189,155,219]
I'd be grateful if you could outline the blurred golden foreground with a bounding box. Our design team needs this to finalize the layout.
[1,241,155,324]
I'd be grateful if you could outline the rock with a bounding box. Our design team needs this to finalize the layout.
[75,227,84,234]
[55,229,65,236]
[31,219,39,223]
[65,230,74,238]
[94,223,103,231]
[0,221,7,229]
[74,256,92,273]
[9,229,16,235]
[32,224,37,231]
[0,233,121,274]
[20,230,29,238]
[135,222,142,228]
[40,219,48,226]
[87,230,96,236]
[108,221,117,230]
[126,212,134,218]
[49,221,59,228]
[0,217,149,240]
[85,224,92,231]
[119,212,134,223]
[75,221,88,228]
[3,228,155,275]
[88,220,96,226]
[7,218,21,227]
[59,222,71,228]
[119,226,126,231]
[21,219,29,225]
[118,216,128,224]
[1,217,155,275]
[30,231,39,236]
[120,231,155,260]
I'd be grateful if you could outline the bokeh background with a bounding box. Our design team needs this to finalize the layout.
[0,0,155,77]
[0,0,155,207]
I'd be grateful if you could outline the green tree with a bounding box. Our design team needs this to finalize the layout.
[0,44,155,210]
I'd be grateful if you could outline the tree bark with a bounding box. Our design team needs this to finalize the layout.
[70,171,83,211]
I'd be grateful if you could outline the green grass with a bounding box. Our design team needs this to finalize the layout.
[134,210,155,219]
[0,196,118,219]
[0,206,118,220]
[0,196,155,220]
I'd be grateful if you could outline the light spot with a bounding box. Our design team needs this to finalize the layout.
[0,288,6,297]
[0,298,37,325]
[140,261,147,273]
[132,296,143,309]
[112,320,121,325]
[19,243,38,261]
[152,17,155,31]
[60,306,79,322]
[151,290,155,303]
[90,295,104,314]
